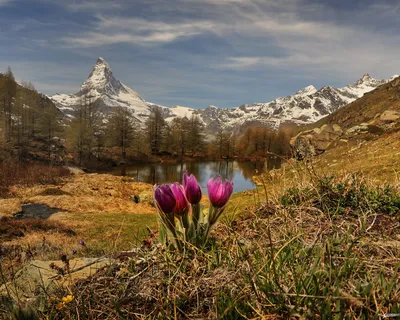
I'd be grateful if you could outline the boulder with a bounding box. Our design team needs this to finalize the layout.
[0,257,114,303]
[346,124,369,135]
[64,166,85,174]
[380,110,400,123]
[290,123,343,158]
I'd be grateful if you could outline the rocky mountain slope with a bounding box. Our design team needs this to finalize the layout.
[290,75,400,159]
[312,76,400,129]
[50,58,397,132]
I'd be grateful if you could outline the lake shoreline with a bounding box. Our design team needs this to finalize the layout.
[78,153,287,172]
[96,159,283,193]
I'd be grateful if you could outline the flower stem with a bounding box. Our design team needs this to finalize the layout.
[192,203,201,231]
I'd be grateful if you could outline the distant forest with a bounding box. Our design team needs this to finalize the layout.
[0,67,292,168]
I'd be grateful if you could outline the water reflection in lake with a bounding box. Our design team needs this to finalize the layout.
[109,159,281,193]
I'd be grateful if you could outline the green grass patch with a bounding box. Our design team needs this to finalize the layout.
[65,212,158,254]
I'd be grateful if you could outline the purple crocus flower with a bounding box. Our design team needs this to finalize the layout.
[207,176,234,208]
[170,183,189,216]
[183,171,202,204]
[154,184,176,214]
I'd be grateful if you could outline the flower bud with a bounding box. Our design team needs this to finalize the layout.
[207,175,233,208]
[170,183,189,216]
[183,171,202,204]
[154,184,176,214]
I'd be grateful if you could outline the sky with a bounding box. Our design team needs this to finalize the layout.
[0,0,399,108]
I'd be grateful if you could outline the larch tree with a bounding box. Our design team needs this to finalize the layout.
[187,114,205,157]
[67,93,103,164]
[1,67,17,145]
[145,106,165,155]
[106,106,135,159]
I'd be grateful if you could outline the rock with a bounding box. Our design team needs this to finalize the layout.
[139,193,151,202]
[131,193,151,203]
[380,110,400,123]
[0,257,114,302]
[64,166,85,174]
[131,195,140,203]
[346,124,369,135]
[390,77,400,87]
[290,123,343,158]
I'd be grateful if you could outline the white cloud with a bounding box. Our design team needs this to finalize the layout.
[196,1,400,80]
[58,0,400,82]
[62,15,218,47]
[58,1,348,48]
[221,57,263,68]
[63,30,203,47]
[63,0,122,11]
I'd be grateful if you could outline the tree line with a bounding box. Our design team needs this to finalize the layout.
[0,67,63,160]
[0,67,291,166]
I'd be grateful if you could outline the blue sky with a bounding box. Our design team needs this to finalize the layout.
[0,0,399,108]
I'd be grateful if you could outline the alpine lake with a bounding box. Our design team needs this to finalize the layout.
[105,158,282,193]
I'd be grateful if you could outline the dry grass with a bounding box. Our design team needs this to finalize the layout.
[310,130,400,183]
[8,173,155,214]
[252,129,400,202]
[0,217,76,242]
[0,161,70,198]
[0,199,22,218]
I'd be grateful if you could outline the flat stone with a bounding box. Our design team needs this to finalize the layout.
[64,166,85,174]
[0,257,114,301]
[380,110,400,122]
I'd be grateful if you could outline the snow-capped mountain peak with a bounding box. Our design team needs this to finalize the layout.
[354,73,377,85]
[51,57,148,117]
[349,73,390,87]
[295,85,318,96]
[80,57,122,96]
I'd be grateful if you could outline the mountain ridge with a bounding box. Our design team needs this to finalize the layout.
[50,58,398,132]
